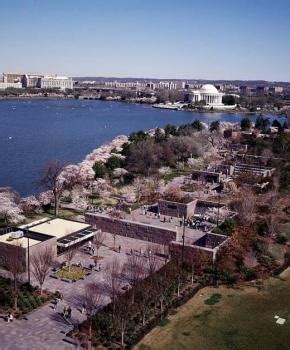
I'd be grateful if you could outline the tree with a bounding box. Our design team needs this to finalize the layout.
[93,230,106,260]
[222,95,236,105]
[240,117,252,131]
[105,155,124,173]
[210,120,220,133]
[255,116,270,133]
[4,244,25,311]
[39,160,66,216]
[71,188,88,212]
[233,188,257,225]
[191,120,204,131]
[104,258,123,315]
[83,283,103,347]
[19,196,42,215]
[93,161,107,179]
[31,246,54,294]
[0,189,25,225]
[64,247,77,272]
[123,254,144,303]
[114,294,131,347]
[135,280,153,326]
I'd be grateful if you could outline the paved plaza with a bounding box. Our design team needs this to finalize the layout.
[128,208,206,243]
[0,234,164,350]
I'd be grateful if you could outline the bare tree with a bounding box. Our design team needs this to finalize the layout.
[64,247,77,272]
[83,283,103,347]
[135,281,153,326]
[233,187,257,224]
[31,246,54,294]
[104,258,123,315]
[123,254,144,303]
[4,244,25,311]
[114,294,131,348]
[40,160,66,216]
[93,230,106,260]
[146,245,163,276]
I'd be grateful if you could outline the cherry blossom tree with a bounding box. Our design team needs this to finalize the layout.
[0,189,25,225]
[19,196,42,215]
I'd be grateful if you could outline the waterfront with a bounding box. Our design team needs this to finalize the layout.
[0,99,262,196]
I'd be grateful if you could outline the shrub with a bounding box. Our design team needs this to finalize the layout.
[160,319,170,327]
[276,235,288,245]
[204,293,222,305]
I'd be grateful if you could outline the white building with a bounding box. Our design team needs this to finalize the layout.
[0,82,22,90]
[189,84,236,110]
[40,76,73,90]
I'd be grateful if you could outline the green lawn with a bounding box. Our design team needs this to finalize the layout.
[137,268,290,350]
[55,266,87,281]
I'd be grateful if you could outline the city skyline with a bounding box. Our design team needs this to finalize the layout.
[0,0,290,81]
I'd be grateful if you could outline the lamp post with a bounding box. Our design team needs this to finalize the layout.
[25,230,31,285]
[181,216,185,267]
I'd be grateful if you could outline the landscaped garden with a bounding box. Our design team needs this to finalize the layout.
[0,276,52,317]
[137,268,290,350]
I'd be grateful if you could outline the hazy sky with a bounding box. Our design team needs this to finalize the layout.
[1,0,290,81]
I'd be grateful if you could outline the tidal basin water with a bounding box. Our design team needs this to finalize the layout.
[0,99,259,196]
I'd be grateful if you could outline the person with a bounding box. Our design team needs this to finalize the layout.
[63,306,67,318]
[128,207,132,214]
[118,245,121,253]
[7,312,13,323]
[88,240,92,250]
[98,263,102,271]
[67,306,72,319]
[81,303,86,314]
[92,247,95,256]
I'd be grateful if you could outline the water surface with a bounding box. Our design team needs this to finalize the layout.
[0,99,259,196]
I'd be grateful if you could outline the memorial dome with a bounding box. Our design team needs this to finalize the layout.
[200,84,219,94]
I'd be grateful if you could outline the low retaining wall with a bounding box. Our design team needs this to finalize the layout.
[85,213,177,244]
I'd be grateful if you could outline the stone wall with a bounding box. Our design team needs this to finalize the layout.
[191,170,221,183]
[169,240,215,262]
[0,242,26,271]
[85,213,177,244]
[194,233,228,249]
[29,237,57,260]
[158,199,197,219]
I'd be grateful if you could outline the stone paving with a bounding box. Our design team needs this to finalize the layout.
[0,235,164,350]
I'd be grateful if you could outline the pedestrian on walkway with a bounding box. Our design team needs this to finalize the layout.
[67,306,72,319]
[118,245,121,253]
[63,306,67,318]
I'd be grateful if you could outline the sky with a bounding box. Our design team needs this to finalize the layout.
[0,0,290,81]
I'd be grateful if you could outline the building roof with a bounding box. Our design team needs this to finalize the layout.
[0,233,40,248]
[26,218,91,239]
[200,84,219,94]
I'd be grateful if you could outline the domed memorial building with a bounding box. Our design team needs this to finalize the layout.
[190,84,236,110]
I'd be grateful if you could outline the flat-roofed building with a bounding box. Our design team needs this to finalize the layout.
[0,218,96,271]
[40,76,73,90]
[0,82,22,89]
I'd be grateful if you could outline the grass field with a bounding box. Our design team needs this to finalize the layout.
[137,268,290,350]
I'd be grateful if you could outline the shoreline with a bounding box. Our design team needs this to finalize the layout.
[0,95,286,116]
